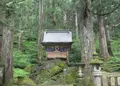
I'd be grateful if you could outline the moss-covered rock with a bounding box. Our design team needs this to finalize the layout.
[65,67,78,84]
[32,60,78,85]
[21,77,36,86]
[35,60,66,84]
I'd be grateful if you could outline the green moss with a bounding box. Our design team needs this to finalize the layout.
[4,80,13,86]
[35,60,78,85]
[68,84,74,86]
[90,58,103,65]
[74,77,95,86]
[36,60,66,84]
[93,52,98,56]
[24,64,33,72]
[66,74,75,84]
[21,77,36,86]
[50,66,61,76]
[65,67,77,84]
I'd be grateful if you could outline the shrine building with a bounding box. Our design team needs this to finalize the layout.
[41,30,72,60]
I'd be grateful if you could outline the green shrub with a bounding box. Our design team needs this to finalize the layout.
[69,39,81,62]
[102,57,120,72]
[111,39,120,56]
[14,68,29,78]
[13,49,31,68]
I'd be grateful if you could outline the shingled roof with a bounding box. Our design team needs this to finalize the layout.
[42,30,72,43]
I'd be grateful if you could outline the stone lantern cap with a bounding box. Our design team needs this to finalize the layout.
[93,52,98,56]
[90,58,103,65]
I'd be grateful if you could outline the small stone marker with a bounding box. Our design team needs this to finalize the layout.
[117,77,120,86]
[110,77,115,86]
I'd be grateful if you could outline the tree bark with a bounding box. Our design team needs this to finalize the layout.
[18,30,23,51]
[0,24,3,58]
[105,25,113,56]
[75,12,79,40]
[2,16,14,85]
[63,11,67,29]
[79,0,95,75]
[38,0,43,64]
[52,0,56,27]
[98,15,110,59]
[0,8,4,58]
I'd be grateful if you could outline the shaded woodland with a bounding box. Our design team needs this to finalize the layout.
[0,0,120,86]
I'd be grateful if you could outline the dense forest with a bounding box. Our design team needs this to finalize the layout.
[0,0,120,86]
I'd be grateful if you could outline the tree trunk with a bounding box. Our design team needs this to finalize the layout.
[38,0,43,64]
[2,16,14,85]
[18,30,23,51]
[98,15,110,59]
[79,0,95,75]
[0,24,3,57]
[105,25,113,56]
[63,11,67,29]
[75,12,79,40]
[52,0,56,27]
[0,8,4,58]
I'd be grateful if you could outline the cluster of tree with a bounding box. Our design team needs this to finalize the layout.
[0,0,120,85]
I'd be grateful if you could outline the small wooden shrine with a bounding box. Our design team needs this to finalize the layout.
[41,30,72,60]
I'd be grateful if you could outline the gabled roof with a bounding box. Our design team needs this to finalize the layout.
[42,30,72,43]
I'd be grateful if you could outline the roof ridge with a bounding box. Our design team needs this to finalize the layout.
[46,29,71,33]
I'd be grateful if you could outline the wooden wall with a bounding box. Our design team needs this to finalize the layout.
[46,50,68,59]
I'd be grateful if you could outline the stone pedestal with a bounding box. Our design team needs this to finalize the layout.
[78,66,83,78]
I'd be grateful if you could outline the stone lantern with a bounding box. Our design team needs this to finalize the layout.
[68,63,85,78]
[78,63,85,78]
[90,53,103,86]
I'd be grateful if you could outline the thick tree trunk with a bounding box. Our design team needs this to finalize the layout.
[79,0,95,75]
[2,17,14,85]
[105,25,113,56]
[18,30,23,51]
[98,15,110,59]
[0,24,3,57]
[0,8,4,58]
[38,0,43,64]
